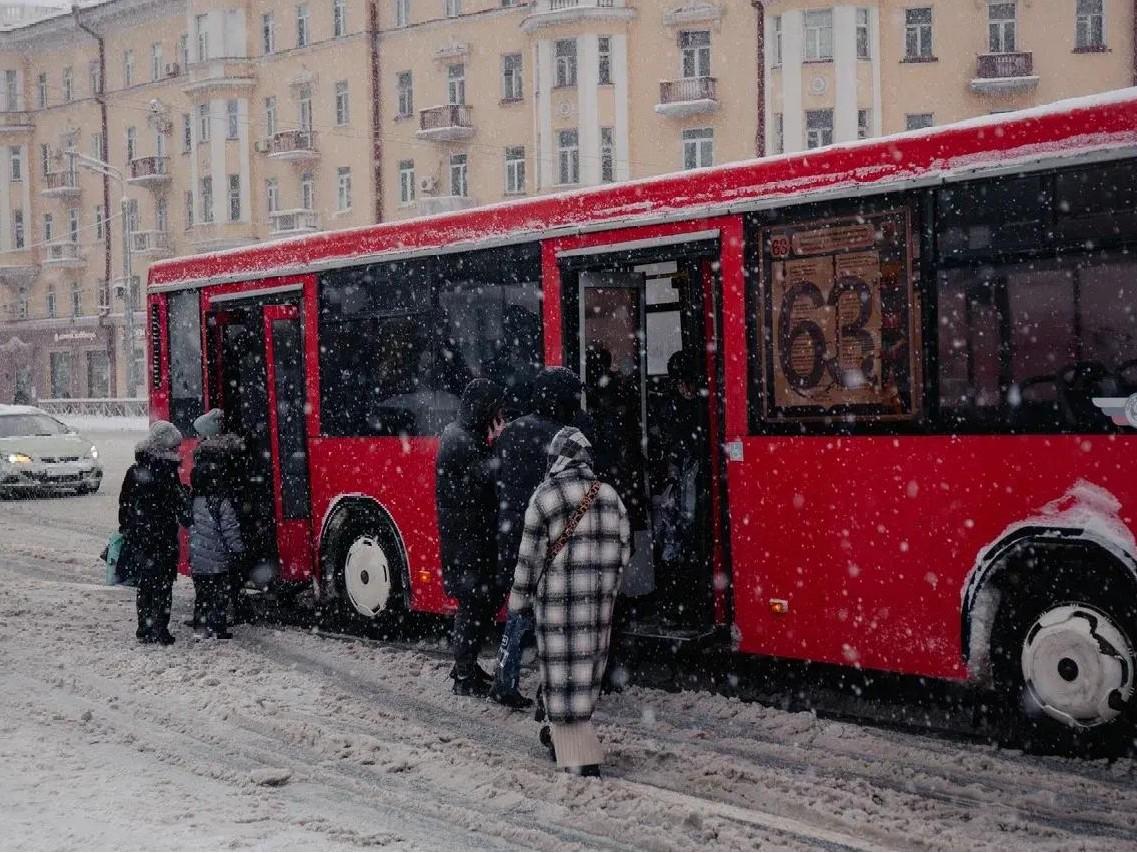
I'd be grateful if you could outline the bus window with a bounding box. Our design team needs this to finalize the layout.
[167,289,204,435]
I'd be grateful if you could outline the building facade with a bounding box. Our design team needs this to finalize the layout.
[0,0,1131,402]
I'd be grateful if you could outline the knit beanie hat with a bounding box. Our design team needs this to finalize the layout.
[138,420,183,461]
[193,408,224,438]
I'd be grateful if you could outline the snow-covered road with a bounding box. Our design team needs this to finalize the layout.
[2,428,1137,850]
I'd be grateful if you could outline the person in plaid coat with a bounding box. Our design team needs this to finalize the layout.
[509,426,631,775]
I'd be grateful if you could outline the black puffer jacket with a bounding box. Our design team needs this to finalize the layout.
[118,449,189,563]
[436,379,504,598]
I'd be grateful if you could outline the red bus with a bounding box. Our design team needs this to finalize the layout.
[149,90,1137,752]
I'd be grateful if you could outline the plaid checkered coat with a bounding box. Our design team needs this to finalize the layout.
[509,427,631,724]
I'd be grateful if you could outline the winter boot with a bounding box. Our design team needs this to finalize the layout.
[567,764,601,779]
[451,662,492,697]
[489,684,535,710]
[539,725,556,762]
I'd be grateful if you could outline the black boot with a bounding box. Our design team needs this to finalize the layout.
[539,725,556,762]
[489,684,534,710]
[451,662,491,697]
[568,765,601,778]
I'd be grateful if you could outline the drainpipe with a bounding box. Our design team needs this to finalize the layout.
[368,0,383,222]
[752,0,766,158]
[72,3,116,394]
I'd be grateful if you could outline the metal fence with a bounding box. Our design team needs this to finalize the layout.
[36,397,149,417]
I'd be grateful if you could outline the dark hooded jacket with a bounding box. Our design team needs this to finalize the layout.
[118,448,189,565]
[436,378,504,597]
[189,441,246,577]
[494,367,590,590]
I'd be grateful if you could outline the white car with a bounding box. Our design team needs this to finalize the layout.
[0,405,103,496]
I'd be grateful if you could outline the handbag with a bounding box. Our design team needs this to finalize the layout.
[102,532,125,585]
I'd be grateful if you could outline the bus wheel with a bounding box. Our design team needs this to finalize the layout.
[992,585,1137,757]
[321,505,405,638]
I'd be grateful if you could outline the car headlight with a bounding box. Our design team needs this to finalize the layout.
[90,446,99,460]
[6,453,32,464]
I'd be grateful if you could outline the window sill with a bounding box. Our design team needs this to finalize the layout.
[554,182,580,189]
[394,112,413,121]
[1072,45,1109,53]
[801,58,833,65]
[500,97,524,106]
[900,55,938,63]
[503,190,527,197]
[551,84,577,91]
[334,208,352,216]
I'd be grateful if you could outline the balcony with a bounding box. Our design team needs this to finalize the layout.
[415,195,478,216]
[416,105,475,142]
[0,111,33,136]
[970,52,1038,94]
[42,241,84,268]
[41,171,80,199]
[268,130,319,161]
[186,222,257,252]
[269,208,321,236]
[655,76,719,117]
[182,58,256,95]
[128,156,171,188]
[130,230,172,258]
[521,0,635,31]
[0,251,37,290]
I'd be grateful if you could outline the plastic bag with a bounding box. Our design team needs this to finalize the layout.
[102,532,125,585]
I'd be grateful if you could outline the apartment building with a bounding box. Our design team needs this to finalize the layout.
[0,0,1132,402]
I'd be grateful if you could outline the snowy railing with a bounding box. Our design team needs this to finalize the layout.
[37,397,149,417]
[420,104,473,132]
[975,51,1033,78]
[659,76,717,104]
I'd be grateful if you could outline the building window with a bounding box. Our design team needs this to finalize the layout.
[905,8,933,59]
[333,0,347,36]
[805,109,833,148]
[335,80,349,125]
[181,114,191,152]
[226,100,239,139]
[557,129,578,185]
[680,30,711,77]
[92,131,105,162]
[682,127,713,169]
[857,108,871,139]
[598,36,612,84]
[504,145,525,194]
[263,13,276,53]
[445,0,460,17]
[123,49,134,87]
[448,63,465,105]
[70,281,80,317]
[157,197,168,233]
[46,286,56,318]
[989,1,1016,53]
[336,166,352,210]
[11,208,22,248]
[395,0,409,27]
[40,143,48,177]
[856,8,870,58]
[600,127,614,183]
[297,4,310,48]
[8,145,20,182]
[86,61,101,98]
[68,207,78,242]
[1075,0,1104,49]
[298,84,313,130]
[150,43,162,82]
[198,103,210,142]
[265,97,277,137]
[449,153,467,197]
[43,212,52,242]
[201,175,213,223]
[125,126,136,161]
[266,178,278,214]
[771,15,782,66]
[184,190,194,228]
[301,171,314,209]
[126,198,139,232]
[87,350,110,396]
[502,54,523,101]
[36,73,46,108]
[772,112,783,154]
[195,13,209,61]
[2,70,14,112]
[396,71,413,116]
[94,205,104,239]
[62,66,73,102]
[398,159,415,204]
[97,280,110,311]
[179,33,189,69]
[906,112,934,130]
[803,9,833,61]
[555,39,577,87]
[228,173,240,221]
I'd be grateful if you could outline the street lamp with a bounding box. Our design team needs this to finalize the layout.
[72,151,136,397]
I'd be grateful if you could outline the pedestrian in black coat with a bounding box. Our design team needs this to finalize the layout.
[489,367,588,709]
[436,378,505,695]
[118,420,190,645]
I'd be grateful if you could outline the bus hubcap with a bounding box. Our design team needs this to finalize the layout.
[1021,604,1134,728]
[343,535,392,617]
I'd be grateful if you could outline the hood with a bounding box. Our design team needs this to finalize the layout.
[546,426,594,478]
[0,432,91,460]
[531,367,583,422]
[458,378,504,435]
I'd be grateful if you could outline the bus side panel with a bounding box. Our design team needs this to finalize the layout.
[148,293,169,423]
[729,433,1137,680]
[307,436,451,614]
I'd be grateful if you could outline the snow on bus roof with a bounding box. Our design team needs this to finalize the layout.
[149,87,1137,289]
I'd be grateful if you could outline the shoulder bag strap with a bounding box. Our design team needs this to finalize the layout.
[542,480,602,574]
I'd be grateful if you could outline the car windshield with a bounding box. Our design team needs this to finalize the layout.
[0,414,71,438]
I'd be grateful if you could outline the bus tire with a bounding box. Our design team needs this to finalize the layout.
[320,503,406,638]
[991,565,1137,757]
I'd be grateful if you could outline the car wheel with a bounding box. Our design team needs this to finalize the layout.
[993,579,1137,757]
[319,503,406,638]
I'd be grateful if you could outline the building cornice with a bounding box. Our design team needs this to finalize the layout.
[0,0,181,50]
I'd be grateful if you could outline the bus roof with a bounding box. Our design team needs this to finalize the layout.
[149,87,1137,292]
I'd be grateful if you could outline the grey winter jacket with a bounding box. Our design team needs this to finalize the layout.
[189,495,245,576]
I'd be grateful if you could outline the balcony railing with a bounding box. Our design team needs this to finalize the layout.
[655,76,719,117]
[269,129,319,160]
[971,52,1038,93]
[184,58,257,93]
[43,241,83,266]
[548,0,614,8]
[130,230,171,255]
[521,0,631,31]
[42,171,80,197]
[417,105,475,141]
[0,111,33,133]
[128,156,170,185]
[269,208,321,235]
